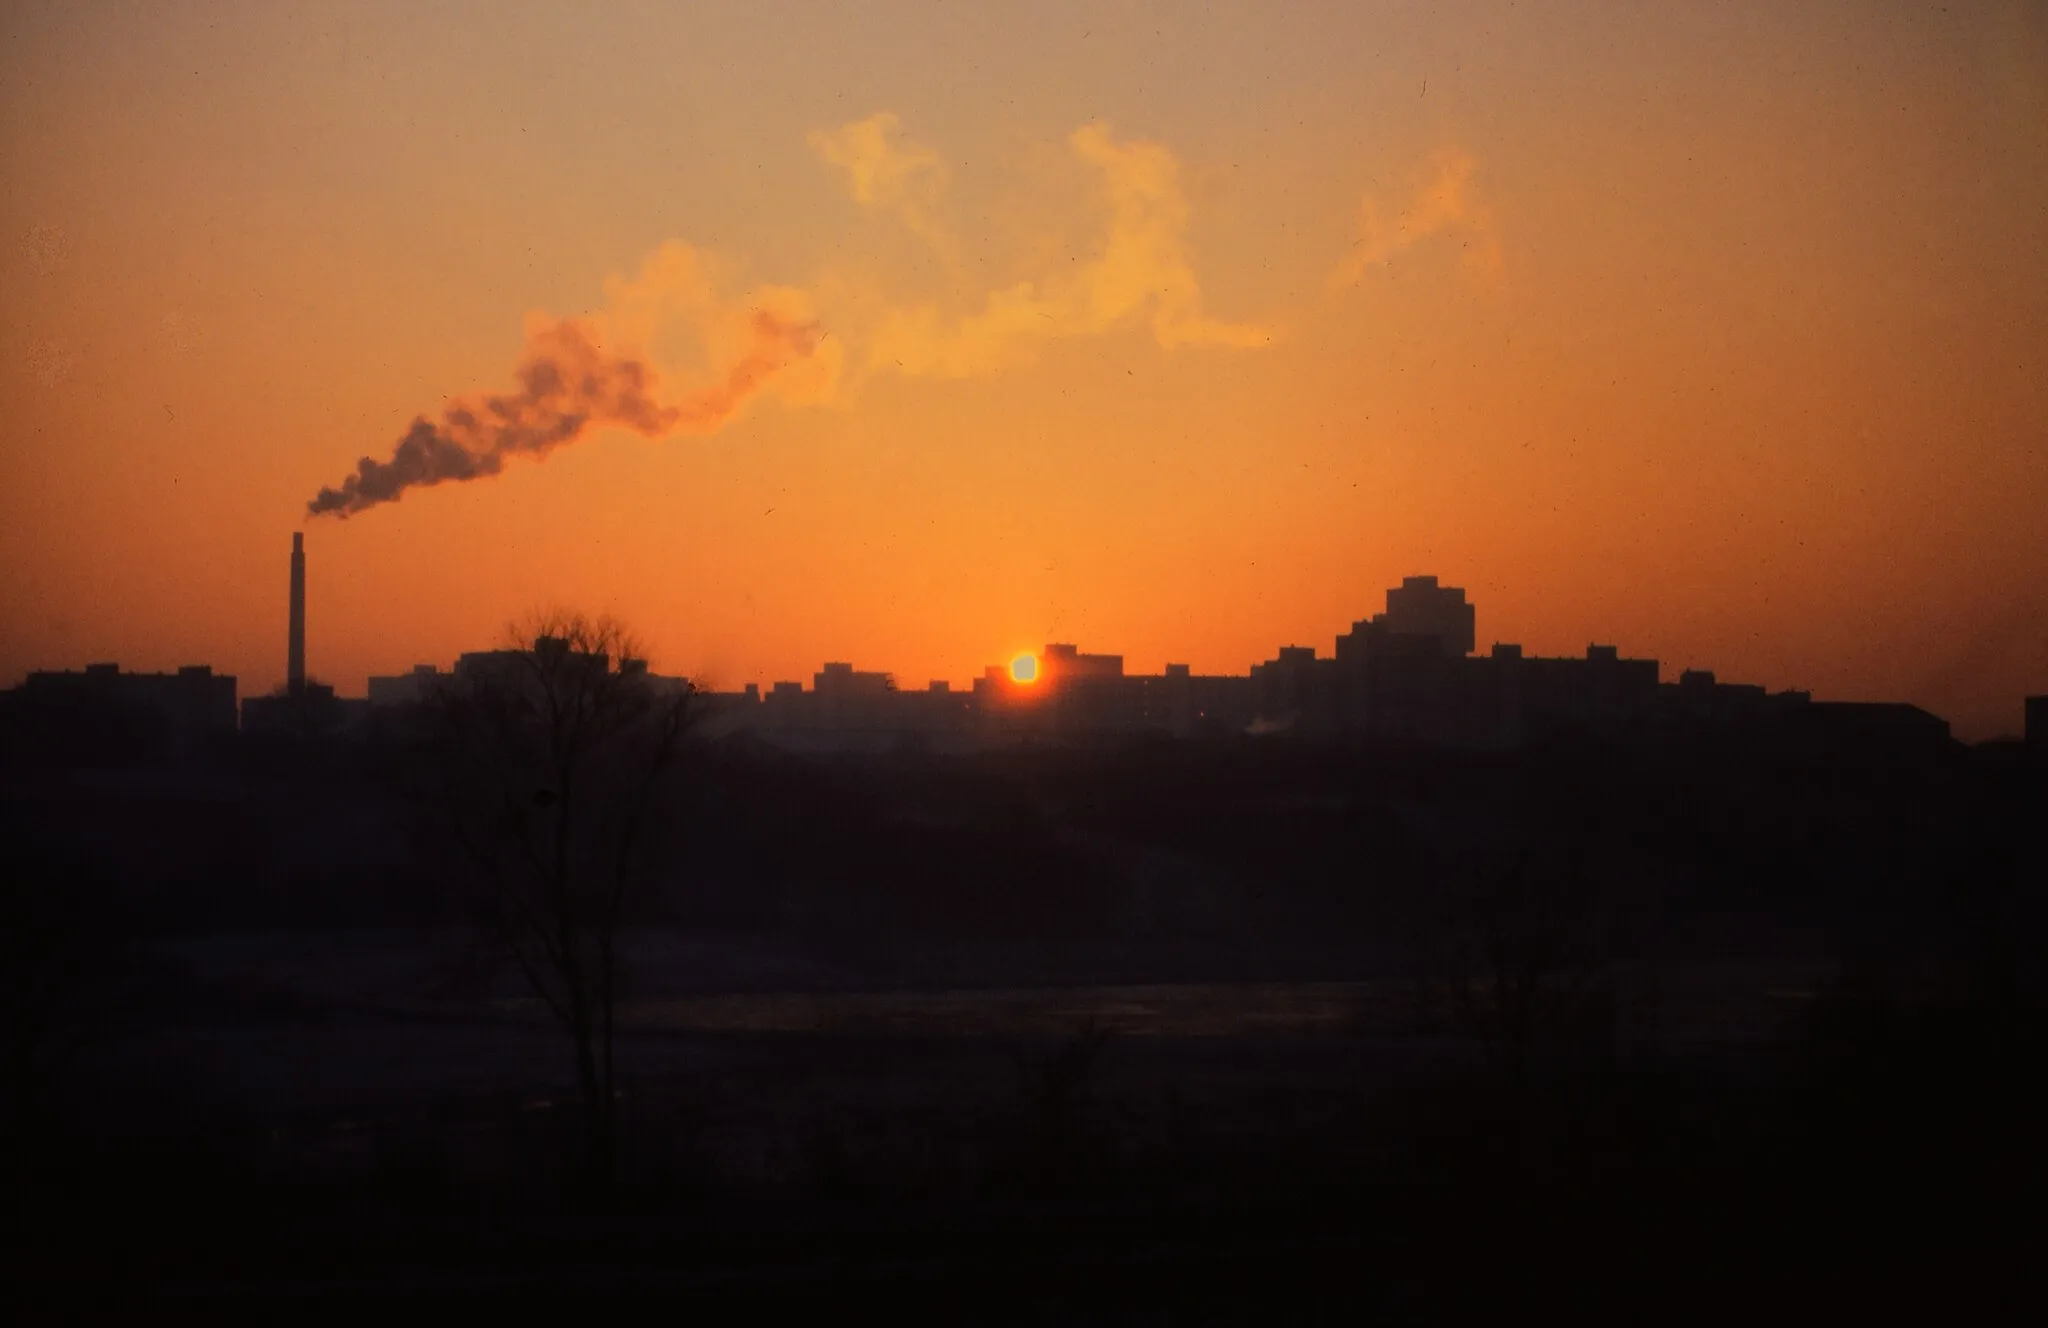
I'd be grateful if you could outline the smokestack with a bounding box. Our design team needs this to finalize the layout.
[288,531,306,695]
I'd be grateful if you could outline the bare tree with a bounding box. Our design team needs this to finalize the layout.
[423,610,693,1187]
[1392,824,1631,1083]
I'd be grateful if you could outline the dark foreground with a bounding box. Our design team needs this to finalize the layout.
[7,944,2044,1322]
[4,736,2045,1320]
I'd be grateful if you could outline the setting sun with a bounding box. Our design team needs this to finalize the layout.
[1,2,2043,744]
[3,5,2043,1301]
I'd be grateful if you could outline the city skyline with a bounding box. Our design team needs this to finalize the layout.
[4,518,2041,741]
[8,8,2046,1304]
[5,4,2045,740]
[14,540,2006,753]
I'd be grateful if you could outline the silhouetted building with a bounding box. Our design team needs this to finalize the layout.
[1509,644,1664,743]
[27,662,238,733]
[1149,663,1255,739]
[1374,575,1476,657]
[4,662,238,761]
[1344,581,1686,747]
[1311,581,1668,745]
[1653,668,1809,738]
[1035,646,1157,737]
[686,682,759,741]
[241,680,369,738]
[1794,702,1954,753]
[1252,646,1342,736]
[967,644,1220,743]
[744,664,959,751]
[815,661,894,699]
[367,664,449,707]
[812,662,896,731]
[304,571,1959,757]
[1040,644,1125,683]
[2028,696,2047,752]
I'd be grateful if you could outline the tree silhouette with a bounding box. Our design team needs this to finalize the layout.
[423,610,693,1189]
[1392,821,1630,1083]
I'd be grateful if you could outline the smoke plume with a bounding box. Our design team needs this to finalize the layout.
[808,112,956,260]
[820,118,1272,378]
[1330,149,1496,287]
[307,307,820,518]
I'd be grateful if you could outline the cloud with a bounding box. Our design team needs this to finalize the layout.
[809,112,956,258]
[303,117,1272,517]
[1330,149,1497,287]
[600,241,841,411]
[864,122,1272,378]
[307,243,828,519]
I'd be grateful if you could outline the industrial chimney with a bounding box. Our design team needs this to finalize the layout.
[288,531,306,695]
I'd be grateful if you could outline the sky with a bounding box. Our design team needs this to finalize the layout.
[3,0,2045,738]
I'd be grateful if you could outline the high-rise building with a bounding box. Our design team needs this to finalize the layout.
[1376,575,1476,657]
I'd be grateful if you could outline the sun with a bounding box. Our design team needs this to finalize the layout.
[1009,652,1039,684]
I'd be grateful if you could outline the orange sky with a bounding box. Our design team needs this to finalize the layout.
[4,1,2045,737]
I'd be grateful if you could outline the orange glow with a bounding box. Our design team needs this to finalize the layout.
[1,7,2044,741]
[1010,654,1039,685]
